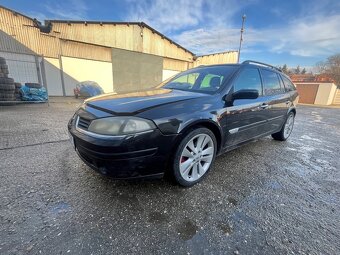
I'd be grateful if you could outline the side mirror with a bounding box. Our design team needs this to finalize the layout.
[232,89,259,100]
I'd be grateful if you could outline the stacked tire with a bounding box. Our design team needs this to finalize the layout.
[0,57,15,101]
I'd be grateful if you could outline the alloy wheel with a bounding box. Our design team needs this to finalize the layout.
[284,113,294,139]
[179,134,214,182]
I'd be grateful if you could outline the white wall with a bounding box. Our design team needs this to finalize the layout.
[61,56,114,96]
[44,57,63,96]
[314,83,337,105]
[162,69,180,81]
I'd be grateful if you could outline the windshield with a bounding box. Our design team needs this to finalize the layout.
[161,65,238,94]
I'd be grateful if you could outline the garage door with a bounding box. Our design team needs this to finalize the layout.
[295,83,319,104]
[61,56,114,96]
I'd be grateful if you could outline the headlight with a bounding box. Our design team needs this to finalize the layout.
[87,117,156,136]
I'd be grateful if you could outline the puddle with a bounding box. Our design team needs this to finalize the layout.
[177,220,199,241]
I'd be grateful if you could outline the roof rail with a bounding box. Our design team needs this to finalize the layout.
[242,60,282,73]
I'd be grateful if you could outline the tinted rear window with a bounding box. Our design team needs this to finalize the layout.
[281,75,296,92]
[261,69,284,96]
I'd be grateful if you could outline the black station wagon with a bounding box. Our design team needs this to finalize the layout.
[68,60,299,187]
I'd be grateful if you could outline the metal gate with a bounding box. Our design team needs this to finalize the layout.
[295,83,319,104]
[0,51,44,85]
[0,51,47,102]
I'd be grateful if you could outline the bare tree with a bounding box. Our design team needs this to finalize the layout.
[294,65,301,74]
[316,54,340,85]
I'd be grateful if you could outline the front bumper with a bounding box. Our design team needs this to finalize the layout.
[68,117,178,179]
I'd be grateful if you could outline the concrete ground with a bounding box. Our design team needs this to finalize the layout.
[0,100,339,255]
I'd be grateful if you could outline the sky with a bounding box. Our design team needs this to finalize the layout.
[1,0,340,68]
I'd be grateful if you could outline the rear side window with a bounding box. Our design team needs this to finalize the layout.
[261,70,284,96]
[233,68,263,96]
[281,75,296,92]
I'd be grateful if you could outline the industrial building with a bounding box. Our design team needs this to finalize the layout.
[0,5,238,96]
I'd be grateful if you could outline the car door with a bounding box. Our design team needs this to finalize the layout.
[260,69,290,133]
[223,67,269,147]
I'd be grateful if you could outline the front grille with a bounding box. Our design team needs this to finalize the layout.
[77,116,91,130]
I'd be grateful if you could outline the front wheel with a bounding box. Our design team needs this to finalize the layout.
[172,127,217,187]
[272,112,295,141]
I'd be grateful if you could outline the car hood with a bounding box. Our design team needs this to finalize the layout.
[84,88,207,115]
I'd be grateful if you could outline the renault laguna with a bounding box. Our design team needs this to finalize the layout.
[68,60,298,187]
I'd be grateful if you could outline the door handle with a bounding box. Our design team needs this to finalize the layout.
[260,103,269,109]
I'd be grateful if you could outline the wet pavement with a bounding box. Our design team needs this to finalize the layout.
[0,100,339,254]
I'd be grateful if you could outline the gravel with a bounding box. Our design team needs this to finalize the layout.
[0,100,339,255]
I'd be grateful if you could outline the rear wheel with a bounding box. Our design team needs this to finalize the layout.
[172,127,216,187]
[272,112,295,141]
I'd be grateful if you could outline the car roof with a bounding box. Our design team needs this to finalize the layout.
[193,60,291,79]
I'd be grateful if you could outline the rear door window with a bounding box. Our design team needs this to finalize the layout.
[261,69,284,96]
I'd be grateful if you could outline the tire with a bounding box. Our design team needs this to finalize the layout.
[0,64,8,69]
[0,96,15,101]
[0,77,14,84]
[25,83,42,89]
[2,68,9,74]
[272,112,295,141]
[0,93,15,100]
[0,84,15,91]
[171,127,217,187]
[14,82,21,88]
[0,57,5,64]
[0,91,14,95]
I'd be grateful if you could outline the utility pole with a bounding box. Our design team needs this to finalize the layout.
[237,14,246,63]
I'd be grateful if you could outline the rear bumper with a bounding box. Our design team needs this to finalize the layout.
[68,119,178,179]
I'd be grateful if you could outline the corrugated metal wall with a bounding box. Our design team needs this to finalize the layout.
[193,51,238,67]
[0,7,194,62]
[60,40,112,62]
[0,6,239,96]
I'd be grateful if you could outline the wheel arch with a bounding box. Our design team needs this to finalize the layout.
[289,107,296,116]
[177,120,223,153]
